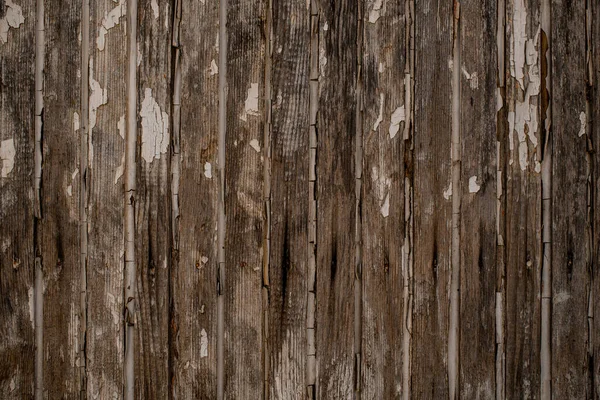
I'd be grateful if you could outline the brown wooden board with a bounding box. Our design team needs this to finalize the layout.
[314,0,357,397]
[224,0,265,396]
[551,1,590,397]
[170,0,220,395]
[360,0,406,396]
[411,0,453,397]
[266,0,310,397]
[134,0,172,397]
[458,0,497,397]
[593,1,600,396]
[39,0,81,395]
[503,0,542,397]
[86,0,127,395]
[0,0,35,396]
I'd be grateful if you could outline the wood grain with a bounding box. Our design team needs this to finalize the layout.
[360,0,406,396]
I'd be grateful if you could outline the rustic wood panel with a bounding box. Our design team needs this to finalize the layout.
[412,0,452,397]
[503,0,543,397]
[551,0,590,397]
[314,0,357,397]
[458,0,497,397]
[134,0,171,397]
[593,2,600,396]
[39,0,81,395]
[224,0,265,396]
[266,0,309,397]
[360,0,406,396]
[0,0,35,396]
[170,0,220,396]
[85,0,127,395]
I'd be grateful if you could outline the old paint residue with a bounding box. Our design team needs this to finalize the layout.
[249,139,260,153]
[0,138,16,178]
[373,93,384,131]
[0,0,24,44]
[96,0,126,51]
[200,329,208,358]
[140,88,169,163]
[89,58,108,165]
[204,162,212,179]
[389,106,405,139]
[468,176,480,193]
[368,0,384,23]
[240,83,259,121]
[578,112,586,137]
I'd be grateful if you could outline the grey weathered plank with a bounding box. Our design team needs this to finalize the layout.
[314,0,357,397]
[39,0,81,395]
[551,0,590,397]
[170,0,220,395]
[0,0,35,396]
[224,0,265,396]
[458,0,497,397]
[503,0,542,397]
[360,0,406,396]
[266,0,309,397]
[134,0,171,397]
[412,0,452,397]
[593,2,600,396]
[85,0,127,395]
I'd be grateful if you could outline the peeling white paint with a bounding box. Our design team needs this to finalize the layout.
[73,112,80,132]
[578,112,586,137]
[461,67,479,89]
[209,59,218,76]
[201,256,209,265]
[96,0,126,51]
[368,0,384,23]
[115,155,124,184]
[140,88,169,163]
[118,115,125,139]
[249,139,260,153]
[378,62,385,73]
[240,83,259,122]
[0,0,24,44]
[469,176,480,193]
[28,286,34,329]
[0,138,16,178]
[373,93,384,131]
[389,106,405,139]
[323,21,329,31]
[496,88,503,112]
[164,3,169,29]
[200,329,208,358]
[89,59,108,155]
[66,168,79,197]
[443,182,453,200]
[319,47,327,77]
[380,192,390,217]
[204,162,212,179]
[151,0,159,19]
[510,0,527,88]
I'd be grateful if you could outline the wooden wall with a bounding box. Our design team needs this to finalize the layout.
[1,0,599,398]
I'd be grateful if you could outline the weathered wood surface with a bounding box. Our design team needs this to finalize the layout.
[2,0,600,398]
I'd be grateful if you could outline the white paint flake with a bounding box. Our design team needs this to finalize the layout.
[140,88,169,163]
[380,192,390,217]
[200,329,208,358]
[378,62,385,73]
[28,287,34,329]
[389,106,405,139]
[117,115,125,139]
[368,0,384,23]
[151,0,159,19]
[204,162,212,179]
[0,0,25,44]
[89,58,108,133]
[66,168,79,197]
[115,155,124,184]
[96,0,126,51]
[323,21,329,31]
[578,112,586,137]
[510,0,527,88]
[469,176,480,193]
[73,112,80,132]
[164,3,169,29]
[240,83,259,121]
[319,47,327,77]
[443,182,453,200]
[249,139,260,153]
[373,93,384,131]
[209,59,218,76]
[461,67,479,89]
[0,138,16,178]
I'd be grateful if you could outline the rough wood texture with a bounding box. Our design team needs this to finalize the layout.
[134,0,171,398]
[0,0,35,396]
[39,0,81,395]
[224,0,265,396]
[458,0,497,397]
[412,0,452,397]
[314,0,357,397]
[593,2,600,396]
[170,0,220,396]
[503,0,542,397]
[85,0,126,395]
[266,0,309,397]
[360,0,406,396]
[551,1,590,397]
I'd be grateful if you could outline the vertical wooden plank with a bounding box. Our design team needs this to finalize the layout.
[360,0,406,396]
[171,0,219,395]
[86,0,126,395]
[224,0,265,396]
[503,0,542,397]
[267,0,309,397]
[0,0,35,396]
[458,0,497,397]
[39,0,81,395]
[134,0,171,397]
[551,1,590,397]
[412,0,452,397]
[314,0,357,397]
[593,1,600,395]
